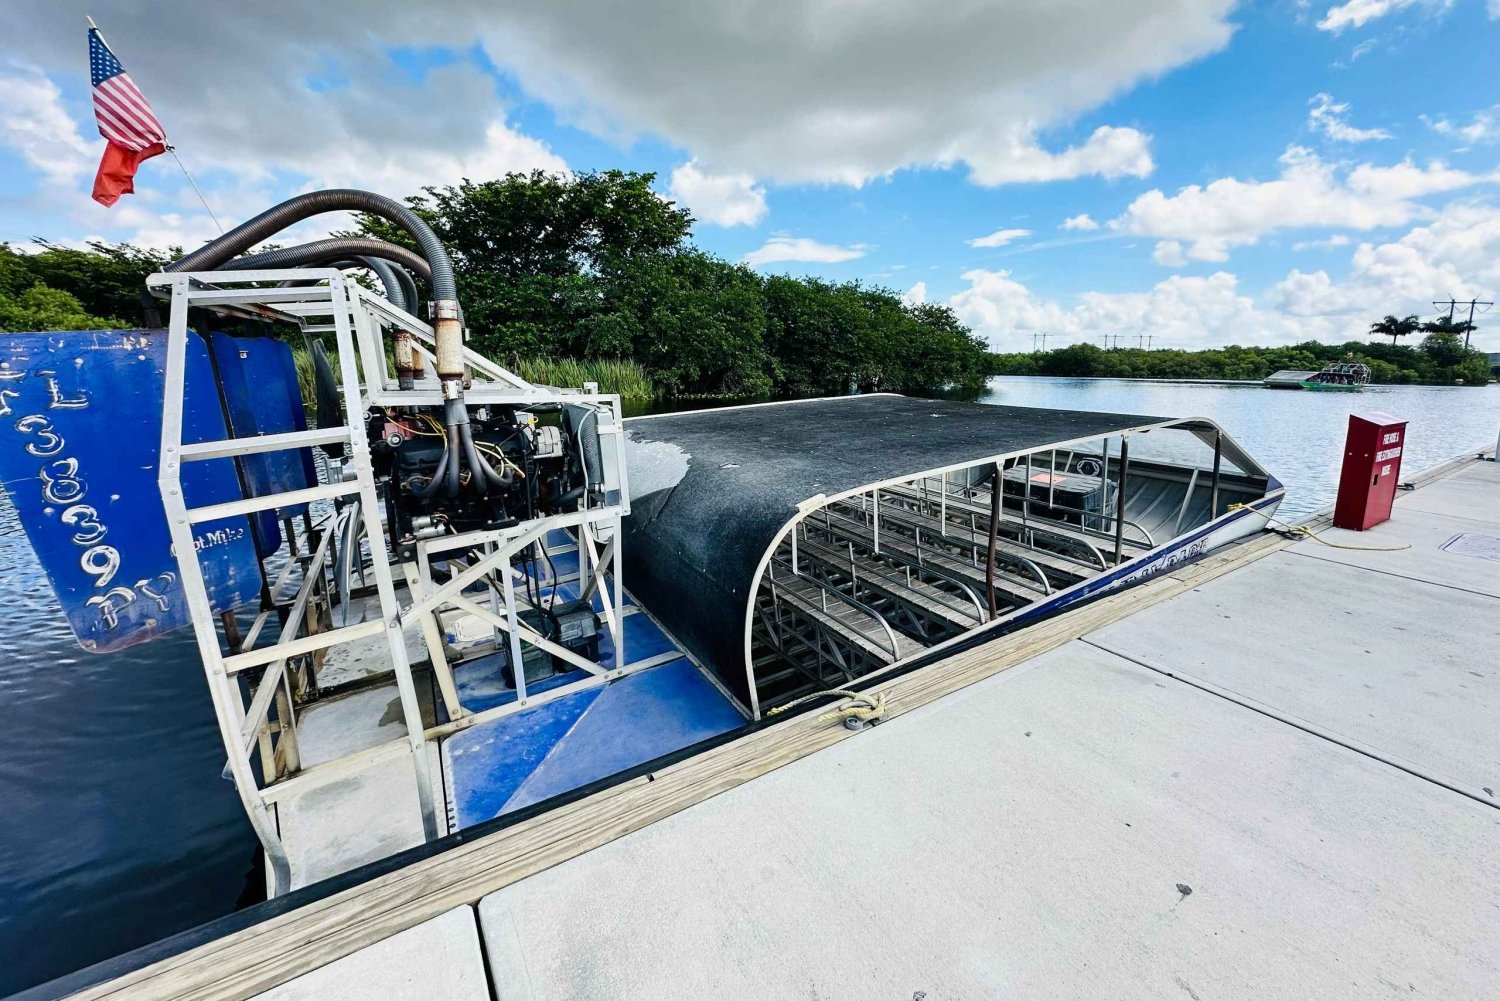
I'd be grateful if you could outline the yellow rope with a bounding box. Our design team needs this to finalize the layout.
[766,688,889,726]
[1228,503,1411,552]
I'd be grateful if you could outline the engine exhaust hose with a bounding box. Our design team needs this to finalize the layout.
[167,189,455,300]
[433,301,464,385]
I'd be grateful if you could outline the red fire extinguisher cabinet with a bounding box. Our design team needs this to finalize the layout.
[1334,412,1407,531]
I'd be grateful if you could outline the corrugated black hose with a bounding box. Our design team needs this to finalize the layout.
[218,237,431,284]
[274,255,409,312]
[165,188,454,300]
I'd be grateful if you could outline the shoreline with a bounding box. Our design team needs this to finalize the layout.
[984,373,1497,389]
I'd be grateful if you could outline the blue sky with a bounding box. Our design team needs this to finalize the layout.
[1,0,1498,351]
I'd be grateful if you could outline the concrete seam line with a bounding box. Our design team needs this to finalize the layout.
[1076,637,1500,812]
[1279,548,1500,604]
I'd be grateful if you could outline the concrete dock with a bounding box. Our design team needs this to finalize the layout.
[230,454,1498,999]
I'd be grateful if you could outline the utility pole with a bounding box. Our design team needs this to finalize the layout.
[1147,333,1155,350]
[1434,297,1493,348]
[1041,332,1049,351]
[1463,298,1491,349]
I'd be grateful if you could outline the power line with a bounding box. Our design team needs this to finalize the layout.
[1433,298,1493,349]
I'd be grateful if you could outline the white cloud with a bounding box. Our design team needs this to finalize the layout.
[0,65,95,187]
[1316,0,1450,33]
[961,126,1155,187]
[464,2,1215,186]
[0,0,1230,253]
[950,202,1500,352]
[1345,158,1481,199]
[1061,214,1100,231]
[7,0,1221,192]
[0,60,565,254]
[1307,93,1390,142]
[743,236,867,267]
[0,13,568,247]
[667,160,767,227]
[952,267,1327,351]
[104,203,227,253]
[1115,146,1495,263]
[902,282,928,306]
[1425,106,1500,146]
[1152,240,1188,267]
[292,117,566,199]
[968,228,1032,248]
[1271,202,1500,315]
[1291,234,1352,251]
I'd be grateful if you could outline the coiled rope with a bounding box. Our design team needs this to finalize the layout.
[1229,503,1411,552]
[766,688,889,727]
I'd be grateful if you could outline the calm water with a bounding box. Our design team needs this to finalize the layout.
[979,377,1500,519]
[1,376,1496,994]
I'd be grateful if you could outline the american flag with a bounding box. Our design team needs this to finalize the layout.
[88,25,166,206]
[89,28,165,151]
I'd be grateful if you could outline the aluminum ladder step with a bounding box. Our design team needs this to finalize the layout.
[179,426,350,461]
[185,481,360,524]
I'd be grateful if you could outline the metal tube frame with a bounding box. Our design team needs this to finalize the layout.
[145,268,637,893]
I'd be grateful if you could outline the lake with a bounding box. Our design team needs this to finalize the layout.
[1,375,1496,994]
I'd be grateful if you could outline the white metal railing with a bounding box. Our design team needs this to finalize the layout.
[145,268,638,893]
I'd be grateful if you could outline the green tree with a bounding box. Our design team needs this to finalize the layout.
[0,174,994,398]
[1,240,175,326]
[0,284,127,332]
[761,275,869,395]
[1420,331,1468,368]
[1369,314,1420,345]
[592,249,772,396]
[353,170,694,358]
[983,337,1486,387]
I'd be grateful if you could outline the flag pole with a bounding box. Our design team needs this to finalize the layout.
[87,15,224,234]
[167,148,225,234]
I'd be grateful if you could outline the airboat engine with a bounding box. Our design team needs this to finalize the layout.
[0,188,631,895]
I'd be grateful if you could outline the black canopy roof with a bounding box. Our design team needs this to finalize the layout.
[619,394,1175,708]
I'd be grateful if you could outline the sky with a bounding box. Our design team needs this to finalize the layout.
[1,0,1498,352]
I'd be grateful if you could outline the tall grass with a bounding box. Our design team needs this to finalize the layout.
[290,343,333,412]
[511,356,654,398]
[290,344,655,406]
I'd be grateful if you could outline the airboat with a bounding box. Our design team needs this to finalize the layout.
[0,189,1285,897]
[1263,360,1371,390]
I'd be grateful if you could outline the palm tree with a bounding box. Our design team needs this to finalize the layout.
[1369,314,1420,345]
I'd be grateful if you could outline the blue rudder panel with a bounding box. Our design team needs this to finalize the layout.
[208,332,317,533]
[0,329,264,652]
